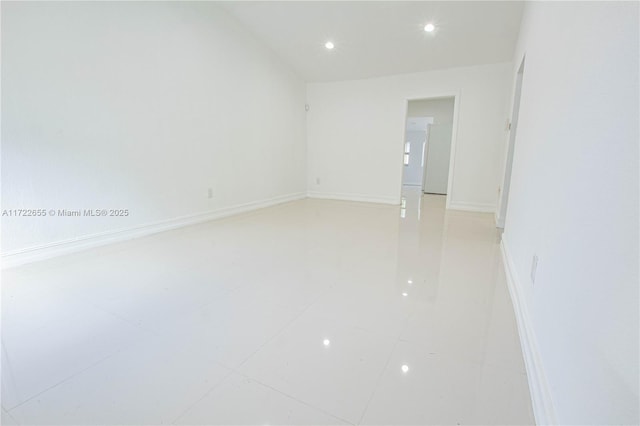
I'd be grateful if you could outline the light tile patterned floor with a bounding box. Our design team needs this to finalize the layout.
[2,188,534,425]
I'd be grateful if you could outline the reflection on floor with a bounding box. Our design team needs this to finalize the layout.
[1,186,534,425]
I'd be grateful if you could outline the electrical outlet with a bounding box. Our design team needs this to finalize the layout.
[531,254,539,284]
[316,177,320,185]
[207,188,213,199]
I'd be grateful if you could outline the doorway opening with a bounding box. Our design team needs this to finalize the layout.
[401,96,456,198]
[402,116,434,188]
[497,57,525,228]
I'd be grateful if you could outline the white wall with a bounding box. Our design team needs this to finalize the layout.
[306,62,511,208]
[1,2,307,254]
[402,130,426,186]
[407,98,454,125]
[502,2,639,424]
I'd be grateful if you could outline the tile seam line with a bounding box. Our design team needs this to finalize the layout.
[357,306,414,425]
[173,286,333,423]
[5,347,128,413]
[232,282,335,371]
[356,337,401,426]
[170,367,236,425]
[232,369,355,426]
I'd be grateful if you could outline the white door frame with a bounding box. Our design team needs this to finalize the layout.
[497,57,525,228]
[420,122,432,191]
[398,91,461,210]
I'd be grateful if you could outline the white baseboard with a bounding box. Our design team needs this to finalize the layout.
[307,191,399,205]
[501,237,557,425]
[448,200,496,213]
[1,192,306,268]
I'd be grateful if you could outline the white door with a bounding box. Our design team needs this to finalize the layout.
[423,123,452,194]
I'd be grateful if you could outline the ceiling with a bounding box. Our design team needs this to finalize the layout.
[220,1,524,82]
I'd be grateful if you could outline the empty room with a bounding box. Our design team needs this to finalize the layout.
[1,1,638,425]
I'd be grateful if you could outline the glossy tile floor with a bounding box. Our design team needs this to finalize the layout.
[1,187,534,425]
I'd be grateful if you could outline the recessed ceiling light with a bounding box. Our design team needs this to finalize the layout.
[424,23,435,33]
[323,338,331,346]
[401,364,410,373]
[325,41,334,50]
